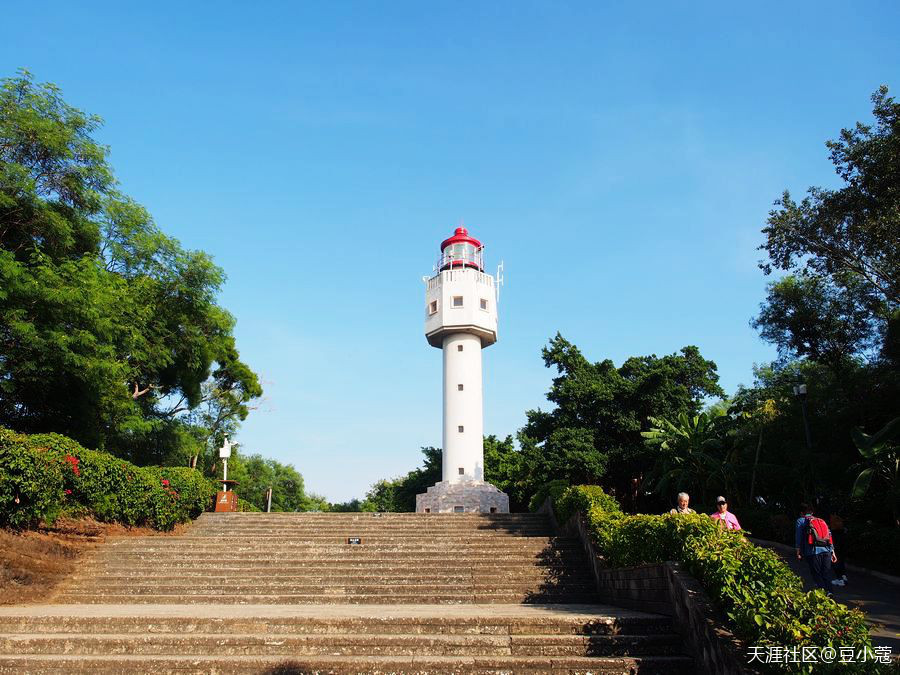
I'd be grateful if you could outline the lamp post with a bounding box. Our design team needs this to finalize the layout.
[792,384,813,452]
[793,383,815,497]
[214,436,239,512]
[219,437,233,488]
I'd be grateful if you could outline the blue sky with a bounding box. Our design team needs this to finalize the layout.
[3,2,898,501]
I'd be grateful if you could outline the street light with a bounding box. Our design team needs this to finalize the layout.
[793,383,813,452]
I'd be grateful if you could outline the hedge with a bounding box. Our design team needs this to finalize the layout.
[527,478,571,513]
[554,485,879,674]
[0,427,216,530]
[0,428,64,528]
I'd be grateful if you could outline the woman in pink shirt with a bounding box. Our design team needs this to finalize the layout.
[710,496,741,530]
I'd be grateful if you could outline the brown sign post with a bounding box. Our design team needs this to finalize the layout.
[215,486,239,512]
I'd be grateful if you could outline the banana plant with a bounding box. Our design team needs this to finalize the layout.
[851,417,900,527]
[642,411,726,505]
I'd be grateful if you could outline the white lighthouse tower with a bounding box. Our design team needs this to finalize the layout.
[416,227,510,514]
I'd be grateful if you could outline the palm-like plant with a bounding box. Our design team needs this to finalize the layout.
[851,417,900,527]
[642,411,727,505]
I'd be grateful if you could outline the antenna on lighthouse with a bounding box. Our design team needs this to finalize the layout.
[495,261,504,303]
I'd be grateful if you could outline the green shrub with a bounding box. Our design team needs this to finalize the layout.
[237,496,261,512]
[146,466,217,521]
[528,479,570,512]
[0,428,64,528]
[555,484,622,525]
[7,428,216,531]
[555,485,876,673]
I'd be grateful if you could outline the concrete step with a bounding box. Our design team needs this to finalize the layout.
[188,523,554,531]
[0,505,694,672]
[0,609,675,636]
[192,515,552,520]
[97,538,580,548]
[64,572,595,584]
[71,563,593,580]
[0,653,695,673]
[52,593,602,604]
[182,531,556,538]
[84,547,585,557]
[75,550,586,569]
[58,582,600,595]
[0,632,684,657]
[64,570,591,580]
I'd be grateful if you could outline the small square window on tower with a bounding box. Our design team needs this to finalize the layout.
[428,300,438,315]
[452,296,463,307]
[458,425,464,433]
[458,467,464,475]
[457,384,464,391]
[457,345,464,352]
[480,298,488,310]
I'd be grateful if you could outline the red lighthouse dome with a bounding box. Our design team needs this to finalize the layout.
[439,227,483,272]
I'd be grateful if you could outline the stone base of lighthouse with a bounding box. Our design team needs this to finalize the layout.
[415,480,510,514]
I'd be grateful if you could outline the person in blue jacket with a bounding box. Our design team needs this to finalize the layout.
[795,503,837,595]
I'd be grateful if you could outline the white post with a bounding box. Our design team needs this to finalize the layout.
[218,436,233,491]
[266,487,272,513]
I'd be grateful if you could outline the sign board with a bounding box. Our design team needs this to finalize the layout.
[347,537,362,545]
[214,490,238,512]
[218,437,233,459]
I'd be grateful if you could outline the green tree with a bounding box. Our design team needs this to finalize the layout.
[519,334,724,509]
[851,417,900,527]
[752,272,880,368]
[361,479,402,512]
[346,439,522,512]
[225,451,309,512]
[746,87,900,522]
[483,434,526,508]
[759,86,899,362]
[0,71,261,460]
[641,411,727,505]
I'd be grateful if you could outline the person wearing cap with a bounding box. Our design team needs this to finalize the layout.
[669,492,695,515]
[710,496,741,530]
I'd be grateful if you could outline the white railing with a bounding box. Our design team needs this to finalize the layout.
[425,269,495,289]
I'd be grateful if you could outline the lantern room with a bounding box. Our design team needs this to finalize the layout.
[439,227,484,272]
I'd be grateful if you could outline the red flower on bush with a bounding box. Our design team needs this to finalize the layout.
[64,455,80,476]
[64,489,72,495]
[161,479,170,487]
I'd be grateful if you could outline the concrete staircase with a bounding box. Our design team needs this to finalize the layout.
[0,512,694,673]
[55,513,598,605]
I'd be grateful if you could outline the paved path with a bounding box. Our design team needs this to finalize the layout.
[752,539,900,654]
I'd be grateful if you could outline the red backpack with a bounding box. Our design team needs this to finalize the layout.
[805,516,832,547]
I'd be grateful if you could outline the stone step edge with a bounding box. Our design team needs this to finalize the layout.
[0,618,670,630]
[59,574,596,581]
[0,632,681,643]
[50,596,603,604]
[0,654,692,672]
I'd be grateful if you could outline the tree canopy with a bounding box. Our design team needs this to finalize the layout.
[758,86,899,367]
[0,71,261,466]
[518,334,724,508]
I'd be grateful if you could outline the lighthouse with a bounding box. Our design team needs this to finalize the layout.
[416,227,510,514]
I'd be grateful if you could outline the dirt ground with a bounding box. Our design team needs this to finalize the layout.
[0,517,188,605]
